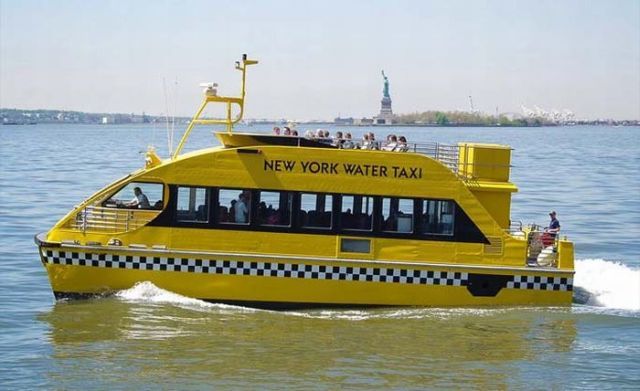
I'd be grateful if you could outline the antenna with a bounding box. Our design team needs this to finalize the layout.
[162,77,173,155]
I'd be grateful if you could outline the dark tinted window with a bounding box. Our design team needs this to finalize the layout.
[420,199,455,235]
[257,191,293,227]
[341,195,373,231]
[299,193,332,229]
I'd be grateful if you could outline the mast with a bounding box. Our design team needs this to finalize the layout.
[172,54,258,159]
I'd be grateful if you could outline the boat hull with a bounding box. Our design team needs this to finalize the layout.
[37,238,573,309]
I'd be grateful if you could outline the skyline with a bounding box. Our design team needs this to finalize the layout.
[1,1,639,120]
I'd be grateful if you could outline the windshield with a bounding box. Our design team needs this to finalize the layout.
[103,182,164,210]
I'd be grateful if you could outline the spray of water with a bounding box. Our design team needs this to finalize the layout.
[573,259,640,311]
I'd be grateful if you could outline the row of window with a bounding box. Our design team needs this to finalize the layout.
[173,185,455,236]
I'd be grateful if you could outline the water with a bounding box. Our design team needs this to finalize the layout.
[1,124,639,389]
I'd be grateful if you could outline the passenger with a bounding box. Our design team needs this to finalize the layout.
[124,187,150,209]
[257,201,267,222]
[369,132,380,150]
[273,126,281,135]
[291,130,299,136]
[546,211,560,235]
[229,199,237,222]
[383,135,398,151]
[315,129,324,139]
[396,136,409,152]
[234,193,249,223]
[542,211,560,247]
[342,133,355,149]
[305,130,315,139]
[283,127,291,136]
[333,131,344,147]
[360,133,371,149]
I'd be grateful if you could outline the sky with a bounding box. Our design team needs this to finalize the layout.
[1,0,639,120]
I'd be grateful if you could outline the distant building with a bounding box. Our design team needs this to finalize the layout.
[334,117,354,125]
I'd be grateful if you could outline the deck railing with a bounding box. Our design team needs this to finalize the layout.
[69,205,158,233]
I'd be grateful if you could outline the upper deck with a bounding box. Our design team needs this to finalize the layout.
[214,131,513,184]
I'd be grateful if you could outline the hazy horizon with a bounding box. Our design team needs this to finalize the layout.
[1,0,639,121]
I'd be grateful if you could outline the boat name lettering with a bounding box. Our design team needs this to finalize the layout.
[263,159,423,179]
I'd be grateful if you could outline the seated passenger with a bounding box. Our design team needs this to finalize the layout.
[360,134,371,149]
[283,127,291,136]
[396,136,409,152]
[123,187,150,209]
[383,135,398,151]
[273,126,281,135]
[333,131,344,147]
[369,132,380,150]
[342,133,355,149]
[291,130,299,136]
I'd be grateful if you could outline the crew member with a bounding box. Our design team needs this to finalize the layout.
[125,187,150,209]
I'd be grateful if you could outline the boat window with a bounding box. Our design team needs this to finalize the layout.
[381,197,414,233]
[341,195,373,231]
[176,186,209,223]
[103,182,164,210]
[218,189,251,225]
[340,238,371,253]
[257,191,293,227]
[420,199,455,235]
[299,193,333,229]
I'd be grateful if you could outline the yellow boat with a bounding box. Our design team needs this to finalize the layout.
[35,55,574,309]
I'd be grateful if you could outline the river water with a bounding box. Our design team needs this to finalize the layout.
[0,124,638,389]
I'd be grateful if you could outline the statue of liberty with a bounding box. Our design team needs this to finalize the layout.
[381,70,390,98]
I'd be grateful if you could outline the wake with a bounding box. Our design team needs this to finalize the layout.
[573,259,640,311]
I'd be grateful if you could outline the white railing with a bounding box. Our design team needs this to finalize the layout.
[69,205,158,233]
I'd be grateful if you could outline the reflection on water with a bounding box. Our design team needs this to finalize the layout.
[38,297,578,389]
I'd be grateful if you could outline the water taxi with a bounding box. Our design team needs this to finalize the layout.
[36,55,575,309]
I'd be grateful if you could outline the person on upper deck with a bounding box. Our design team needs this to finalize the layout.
[333,131,344,147]
[360,133,371,149]
[383,135,398,151]
[369,132,380,150]
[124,187,150,209]
[342,133,355,149]
[396,136,409,152]
[273,127,281,135]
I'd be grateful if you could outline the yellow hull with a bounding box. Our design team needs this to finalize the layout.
[38,242,573,309]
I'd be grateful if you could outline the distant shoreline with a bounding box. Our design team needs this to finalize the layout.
[2,108,638,127]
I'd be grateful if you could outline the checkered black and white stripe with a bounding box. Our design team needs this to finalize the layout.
[41,249,467,287]
[41,249,572,291]
[507,275,573,291]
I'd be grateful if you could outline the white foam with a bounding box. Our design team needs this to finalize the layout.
[115,281,255,312]
[574,259,640,311]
